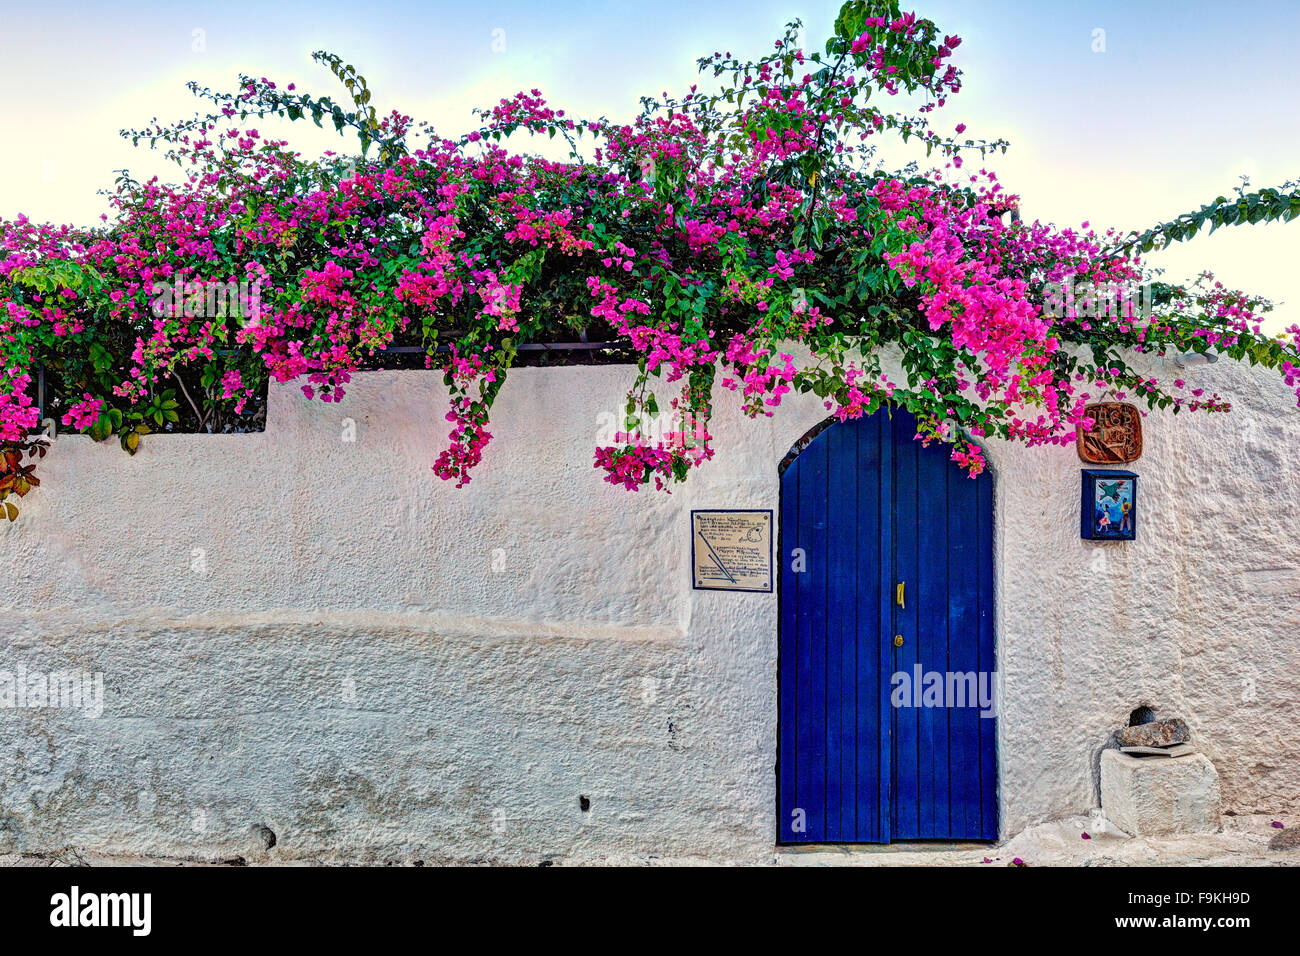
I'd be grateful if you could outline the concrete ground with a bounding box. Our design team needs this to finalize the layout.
[774,813,1300,867]
[2,814,1296,866]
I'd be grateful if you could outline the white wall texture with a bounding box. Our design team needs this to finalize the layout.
[2,356,1297,863]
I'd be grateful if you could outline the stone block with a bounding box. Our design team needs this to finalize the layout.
[1100,749,1221,836]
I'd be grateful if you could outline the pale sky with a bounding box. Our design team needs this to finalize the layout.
[2,0,1297,330]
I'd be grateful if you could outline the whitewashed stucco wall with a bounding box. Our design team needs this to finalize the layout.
[2,357,1297,863]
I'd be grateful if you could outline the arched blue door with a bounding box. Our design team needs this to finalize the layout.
[778,407,996,843]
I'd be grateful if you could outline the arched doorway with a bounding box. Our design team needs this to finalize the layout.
[777,406,997,843]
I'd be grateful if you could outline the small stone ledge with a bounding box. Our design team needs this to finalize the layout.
[1100,749,1221,837]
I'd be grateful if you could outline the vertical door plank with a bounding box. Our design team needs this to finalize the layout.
[946,465,981,837]
[875,411,894,843]
[823,424,850,841]
[916,437,951,838]
[778,461,800,842]
[890,410,920,839]
[840,421,862,839]
[855,413,884,842]
[793,449,815,842]
[802,434,829,840]
[977,470,999,840]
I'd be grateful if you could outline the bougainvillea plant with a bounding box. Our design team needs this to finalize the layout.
[3,0,1300,519]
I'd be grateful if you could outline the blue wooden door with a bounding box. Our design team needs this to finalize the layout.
[778,407,996,843]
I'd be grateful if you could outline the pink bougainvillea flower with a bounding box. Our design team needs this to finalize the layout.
[0,4,1295,508]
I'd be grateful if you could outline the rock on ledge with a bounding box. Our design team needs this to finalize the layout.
[1116,718,1192,749]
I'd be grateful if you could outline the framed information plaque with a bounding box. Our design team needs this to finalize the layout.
[690,509,773,593]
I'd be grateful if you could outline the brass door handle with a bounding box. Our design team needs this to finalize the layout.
[896,581,905,609]
[893,634,904,647]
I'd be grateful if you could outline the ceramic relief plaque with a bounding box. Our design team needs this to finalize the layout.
[1077,402,1142,464]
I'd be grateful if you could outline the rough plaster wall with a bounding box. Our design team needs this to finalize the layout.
[1,368,778,863]
[991,357,1300,834]
[1,358,1297,861]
